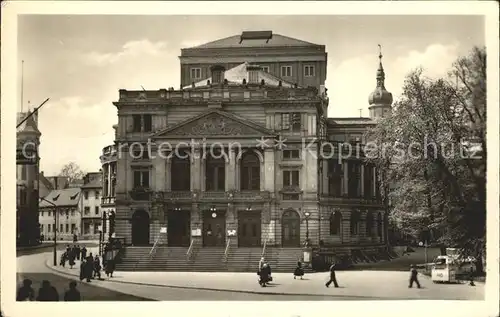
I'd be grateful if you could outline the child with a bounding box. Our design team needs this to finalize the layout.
[294,261,304,279]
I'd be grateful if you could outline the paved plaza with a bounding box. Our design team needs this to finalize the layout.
[16,248,484,301]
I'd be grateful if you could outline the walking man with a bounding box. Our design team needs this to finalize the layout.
[409,265,421,288]
[325,262,339,288]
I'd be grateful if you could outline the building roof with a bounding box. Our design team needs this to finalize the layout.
[39,188,81,208]
[17,111,41,135]
[187,31,321,49]
[81,176,102,189]
[184,62,297,89]
[327,117,375,126]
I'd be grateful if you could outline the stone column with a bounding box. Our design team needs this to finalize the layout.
[116,145,129,194]
[192,148,202,191]
[341,210,351,244]
[227,149,236,191]
[263,149,275,192]
[358,212,367,242]
[372,213,378,243]
[153,150,166,191]
[166,158,172,191]
[373,166,377,197]
[107,164,112,196]
[190,203,202,246]
[322,159,329,195]
[360,165,365,197]
[343,161,349,195]
[226,203,238,246]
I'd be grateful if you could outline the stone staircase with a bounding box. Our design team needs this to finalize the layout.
[116,246,313,272]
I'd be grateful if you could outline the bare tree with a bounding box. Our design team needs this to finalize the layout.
[59,162,85,183]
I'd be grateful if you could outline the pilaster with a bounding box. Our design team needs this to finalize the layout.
[341,210,351,244]
[263,149,275,191]
[227,149,236,190]
[360,165,365,197]
[343,161,349,195]
[192,148,201,191]
[153,151,166,191]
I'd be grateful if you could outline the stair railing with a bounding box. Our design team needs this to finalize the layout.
[186,239,194,261]
[261,238,267,258]
[134,230,163,269]
[223,238,231,262]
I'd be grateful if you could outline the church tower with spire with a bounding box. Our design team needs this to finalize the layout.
[368,45,393,119]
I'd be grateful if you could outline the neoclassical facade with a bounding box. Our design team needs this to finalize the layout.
[110,32,393,254]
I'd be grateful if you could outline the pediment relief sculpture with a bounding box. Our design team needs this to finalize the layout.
[170,113,257,136]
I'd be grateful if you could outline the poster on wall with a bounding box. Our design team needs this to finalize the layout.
[191,228,201,237]
[160,227,167,233]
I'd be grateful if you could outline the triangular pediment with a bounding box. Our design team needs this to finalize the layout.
[151,110,276,138]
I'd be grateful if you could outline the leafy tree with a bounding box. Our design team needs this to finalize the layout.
[366,47,486,272]
[59,162,86,183]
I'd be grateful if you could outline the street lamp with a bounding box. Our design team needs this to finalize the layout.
[304,211,311,247]
[40,196,58,266]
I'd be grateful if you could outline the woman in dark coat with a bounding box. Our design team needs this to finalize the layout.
[105,259,115,278]
[294,261,304,279]
[68,252,76,269]
[259,263,271,287]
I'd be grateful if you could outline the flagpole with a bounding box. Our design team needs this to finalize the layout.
[21,60,24,112]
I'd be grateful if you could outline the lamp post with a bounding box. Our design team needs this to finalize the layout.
[40,196,58,266]
[304,211,311,247]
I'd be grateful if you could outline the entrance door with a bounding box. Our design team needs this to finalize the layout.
[281,209,301,247]
[238,210,261,247]
[167,210,191,247]
[203,210,226,247]
[131,209,150,246]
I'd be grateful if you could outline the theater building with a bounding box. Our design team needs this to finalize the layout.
[111,32,392,266]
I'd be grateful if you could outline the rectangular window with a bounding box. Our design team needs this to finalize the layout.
[281,113,290,130]
[71,209,75,216]
[48,211,52,217]
[40,210,44,217]
[364,165,374,198]
[95,206,99,215]
[95,191,100,199]
[291,113,301,131]
[280,66,292,77]
[283,170,300,187]
[94,223,99,234]
[40,224,44,232]
[21,165,27,180]
[19,189,27,205]
[65,224,69,233]
[84,207,90,215]
[349,134,362,145]
[328,160,344,197]
[84,191,89,200]
[71,223,76,233]
[191,68,201,79]
[283,149,300,160]
[48,224,51,232]
[261,66,270,73]
[84,222,90,234]
[132,115,142,132]
[59,224,63,233]
[348,161,361,198]
[133,170,150,188]
[304,65,315,77]
[143,114,152,132]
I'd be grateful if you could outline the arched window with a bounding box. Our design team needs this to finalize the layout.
[206,149,226,191]
[366,211,374,236]
[377,212,383,237]
[171,149,191,191]
[240,151,260,190]
[350,210,360,235]
[329,211,342,235]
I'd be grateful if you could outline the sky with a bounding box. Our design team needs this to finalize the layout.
[17,15,485,176]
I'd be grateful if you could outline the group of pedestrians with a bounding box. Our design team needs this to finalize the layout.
[16,279,81,301]
[60,244,88,269]
[257,257,426,290]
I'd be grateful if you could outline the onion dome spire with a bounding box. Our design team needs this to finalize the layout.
[368,44,393,106]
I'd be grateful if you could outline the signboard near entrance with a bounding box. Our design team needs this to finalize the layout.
[191,228,201,237]
[160,227,167,233]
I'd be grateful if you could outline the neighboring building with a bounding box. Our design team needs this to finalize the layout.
[38,173,71,199]
[80,172,103,239]
[110,32,392,254]
[39,188,81,241]
[16,110,41,246]
[180,30,327,91]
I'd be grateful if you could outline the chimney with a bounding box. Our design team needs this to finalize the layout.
[246,65,262,84]
[210,65,226,85]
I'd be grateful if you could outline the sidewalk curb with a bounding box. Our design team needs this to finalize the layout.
[44,260,386,299]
